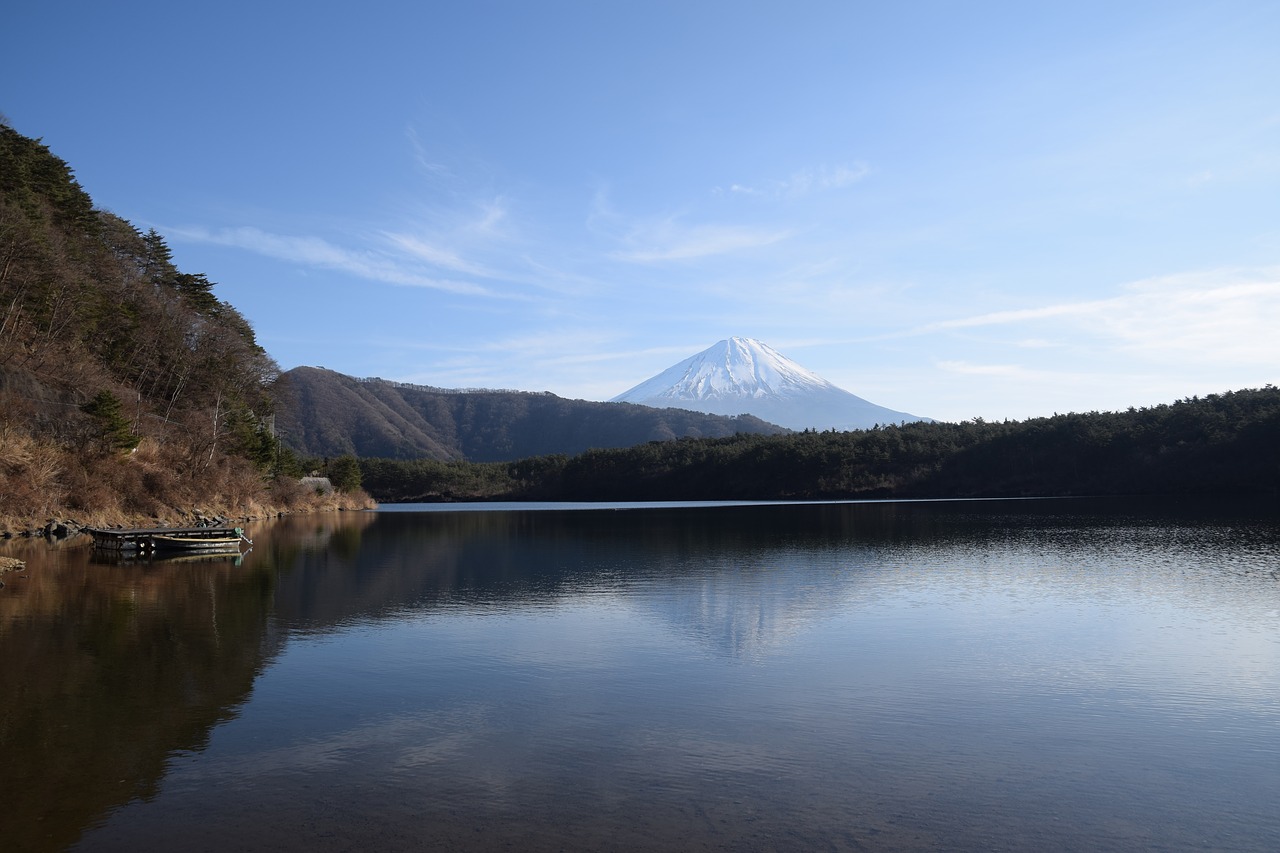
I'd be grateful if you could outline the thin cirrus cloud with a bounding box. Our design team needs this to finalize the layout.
[611,223,792,263]
[405,126,452,179]
[920,267,1280,368]
[599,162,866,264]
[935,361,1100,382]
[779,163,871,197]
[717,163,871,198]
[391,329,621,361]
[172,225,505,298]
[381,232,499,279]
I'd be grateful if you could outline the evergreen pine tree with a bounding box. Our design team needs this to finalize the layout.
[81,390,140,454]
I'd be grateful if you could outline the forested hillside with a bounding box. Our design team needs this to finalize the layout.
[276,366,787,462]
[0,123,369,533]
[358,388,1280,502]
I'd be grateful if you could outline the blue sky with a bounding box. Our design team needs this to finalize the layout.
[4,1,1278,422]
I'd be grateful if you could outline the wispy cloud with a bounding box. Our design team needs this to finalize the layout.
[923,299,1109,331]
[389,329,634,392]
[919,267,1280,368]
[380,232,497,278]
[612,222,791,263]
[1101,273,1280,365]
[405,126,451,178]
[780,163,871,196]
[716,162,871,199]
[587,183,795,264]
[466,198,508,236]
[452,330,622,360]
[937,361,1073,380]
[172,225,501,297]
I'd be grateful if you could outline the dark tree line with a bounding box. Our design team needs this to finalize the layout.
[357,387,1280,503]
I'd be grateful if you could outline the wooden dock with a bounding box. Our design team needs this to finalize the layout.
[87,526,252,554]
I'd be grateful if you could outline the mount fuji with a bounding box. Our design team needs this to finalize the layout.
[611,337,929,431]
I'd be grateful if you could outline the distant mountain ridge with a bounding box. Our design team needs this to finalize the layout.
[276,367,787,462]
[612,337,929,430]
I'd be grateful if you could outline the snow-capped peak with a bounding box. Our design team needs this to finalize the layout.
[611,337,929,431]
[615,337,837,403]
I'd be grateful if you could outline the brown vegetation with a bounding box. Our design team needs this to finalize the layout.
[0,425,373,536]
[0,125,374,535]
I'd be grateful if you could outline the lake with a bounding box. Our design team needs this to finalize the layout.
[2,497,1278,851]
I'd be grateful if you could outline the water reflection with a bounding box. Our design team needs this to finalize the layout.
[88,550,250,567]
[259,499,1280,658]
[0,542,281,851]
[1,498,1277,851]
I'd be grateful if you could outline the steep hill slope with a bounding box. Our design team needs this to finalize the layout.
[0,123,367,531]
[276,367,788,462]
[612,337,929,430]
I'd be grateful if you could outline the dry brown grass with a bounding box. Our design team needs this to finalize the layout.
[0,425,67,523]
[0,427,374,535]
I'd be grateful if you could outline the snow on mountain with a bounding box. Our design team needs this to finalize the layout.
[612,337,929,431]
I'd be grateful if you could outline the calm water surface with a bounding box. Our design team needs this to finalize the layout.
[2,497,1278,851]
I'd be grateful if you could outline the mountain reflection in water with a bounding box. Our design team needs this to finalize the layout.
[1,498,1278,852]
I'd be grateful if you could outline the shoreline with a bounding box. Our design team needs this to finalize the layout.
[0,491,377,543]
